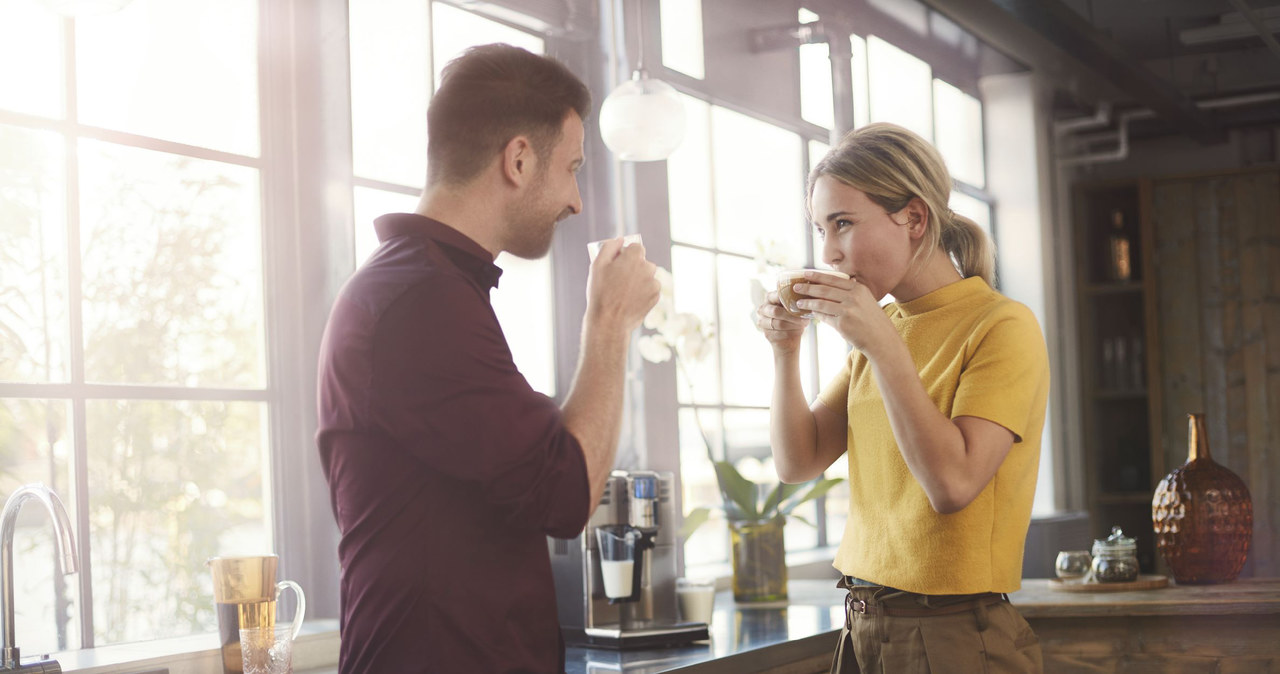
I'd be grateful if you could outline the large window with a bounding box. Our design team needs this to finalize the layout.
[1,0,267,651]
[666,95,851,566]
[348,0,557,395]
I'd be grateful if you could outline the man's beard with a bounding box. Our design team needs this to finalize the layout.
[503,175,566,260]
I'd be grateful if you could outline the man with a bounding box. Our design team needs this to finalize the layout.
[316,44,660,673]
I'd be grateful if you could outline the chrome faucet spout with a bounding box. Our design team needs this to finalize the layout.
[1,484,79,671]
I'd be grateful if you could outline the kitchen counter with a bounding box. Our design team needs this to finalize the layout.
[566,577,1280,673]
[62,578,1277,673]
[564,579,845,674]
[1008,577,1280,671]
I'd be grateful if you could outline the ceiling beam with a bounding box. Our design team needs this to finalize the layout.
[923,0,1226,144]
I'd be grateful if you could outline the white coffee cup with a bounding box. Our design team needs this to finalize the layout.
[587,233,643,263]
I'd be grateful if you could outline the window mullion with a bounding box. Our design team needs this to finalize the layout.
[60,13,97,649]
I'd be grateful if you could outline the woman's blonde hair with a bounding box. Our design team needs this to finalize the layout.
[806,122,994,285]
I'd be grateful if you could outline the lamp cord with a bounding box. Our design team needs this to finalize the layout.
[633,0,646,73]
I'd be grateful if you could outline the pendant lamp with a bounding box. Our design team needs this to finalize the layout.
[599,0,686,161]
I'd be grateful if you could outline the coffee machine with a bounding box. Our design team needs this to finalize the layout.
[550,470,709,648]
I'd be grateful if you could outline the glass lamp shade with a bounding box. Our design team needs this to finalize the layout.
[599,71,686,162]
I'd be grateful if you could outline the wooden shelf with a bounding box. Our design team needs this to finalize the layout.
[1084,281,1145,295]
[1073,181,1163,574]
[1097,491,1153,505]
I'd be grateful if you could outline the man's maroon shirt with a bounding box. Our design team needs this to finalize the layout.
[316,213,590,673]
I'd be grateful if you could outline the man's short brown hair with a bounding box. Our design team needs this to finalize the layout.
[427,44,591,186]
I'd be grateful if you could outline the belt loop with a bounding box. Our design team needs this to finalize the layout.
[973,599,991,632]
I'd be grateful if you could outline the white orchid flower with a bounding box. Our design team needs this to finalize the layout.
[637,334,674,363]
[682,329,714,362]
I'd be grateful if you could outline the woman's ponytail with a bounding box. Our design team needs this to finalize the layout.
[941,211,995,285]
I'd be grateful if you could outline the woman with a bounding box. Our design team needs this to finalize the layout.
[756,122,1049,673]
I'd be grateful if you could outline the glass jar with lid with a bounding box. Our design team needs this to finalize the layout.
[1091,526,1140,583]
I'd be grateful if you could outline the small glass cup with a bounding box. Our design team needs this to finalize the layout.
[776,269,850,318]
[1055,550,1092,582]
[240,624,294,674]
[676,577,716,625]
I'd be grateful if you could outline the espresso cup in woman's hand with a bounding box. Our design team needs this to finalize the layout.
[776,269,850,318]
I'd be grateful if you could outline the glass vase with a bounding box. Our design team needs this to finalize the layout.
[728,516,787,602]
[1152,413,1253,583]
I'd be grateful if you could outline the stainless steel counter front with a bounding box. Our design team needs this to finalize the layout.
[564,579,846,674]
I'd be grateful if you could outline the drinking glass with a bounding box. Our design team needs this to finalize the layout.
[1055,550,1092,582]
[240,624,295,674]
[676,577,716,625]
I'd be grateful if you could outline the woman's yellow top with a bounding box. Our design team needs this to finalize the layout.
[817,276,1050,595]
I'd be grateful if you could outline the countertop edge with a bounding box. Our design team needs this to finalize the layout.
[664,630,839,673]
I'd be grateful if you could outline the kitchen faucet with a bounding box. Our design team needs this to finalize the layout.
[0,484,79,673]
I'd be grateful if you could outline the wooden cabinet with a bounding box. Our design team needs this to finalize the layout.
[1011,578,1280,672]
[1071,181,1164,572]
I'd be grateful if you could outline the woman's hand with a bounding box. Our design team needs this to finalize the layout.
[755,290,809,355]
[792,272,898,358]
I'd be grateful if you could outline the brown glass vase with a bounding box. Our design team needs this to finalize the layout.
[1151,413,1253,583]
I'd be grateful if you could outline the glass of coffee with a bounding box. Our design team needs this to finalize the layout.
[776,269,850,318]
[209,555,306,674]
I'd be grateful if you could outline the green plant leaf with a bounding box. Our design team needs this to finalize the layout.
[760,480,805,519]
[713,460,759,520]
[678,506,712,541]
[787,513,816,528]
[779,477,844,516]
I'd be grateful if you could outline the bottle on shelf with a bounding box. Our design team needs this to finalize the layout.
[1129,336,1144,391]
[1107,210,1132,282]
[1101,337,1116,390]
[1113,337,1128,391]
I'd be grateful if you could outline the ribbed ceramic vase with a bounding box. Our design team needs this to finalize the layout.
[1151,413,1253,583]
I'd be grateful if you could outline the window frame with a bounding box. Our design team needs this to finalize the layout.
[0,1,288,648]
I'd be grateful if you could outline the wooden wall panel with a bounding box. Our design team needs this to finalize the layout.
[1151,181,1203,471]
[1150,170,1280,579]
[1219,178,1245,478]
[1194,180,1232,473]
[1252,172,1280,579]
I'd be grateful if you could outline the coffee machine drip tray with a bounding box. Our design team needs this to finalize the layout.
[581,622,709,649]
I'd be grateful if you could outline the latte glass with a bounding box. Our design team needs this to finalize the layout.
[776,269,850,318]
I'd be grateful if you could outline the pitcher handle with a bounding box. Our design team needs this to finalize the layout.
[274,580,306,640]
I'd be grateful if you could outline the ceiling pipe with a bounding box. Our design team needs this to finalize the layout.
[1056,111,1138,167]
[1055,90,1280,167]
[1053,102,1111,137]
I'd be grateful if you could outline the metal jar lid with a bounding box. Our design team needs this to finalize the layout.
[1092,526,1137,556]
